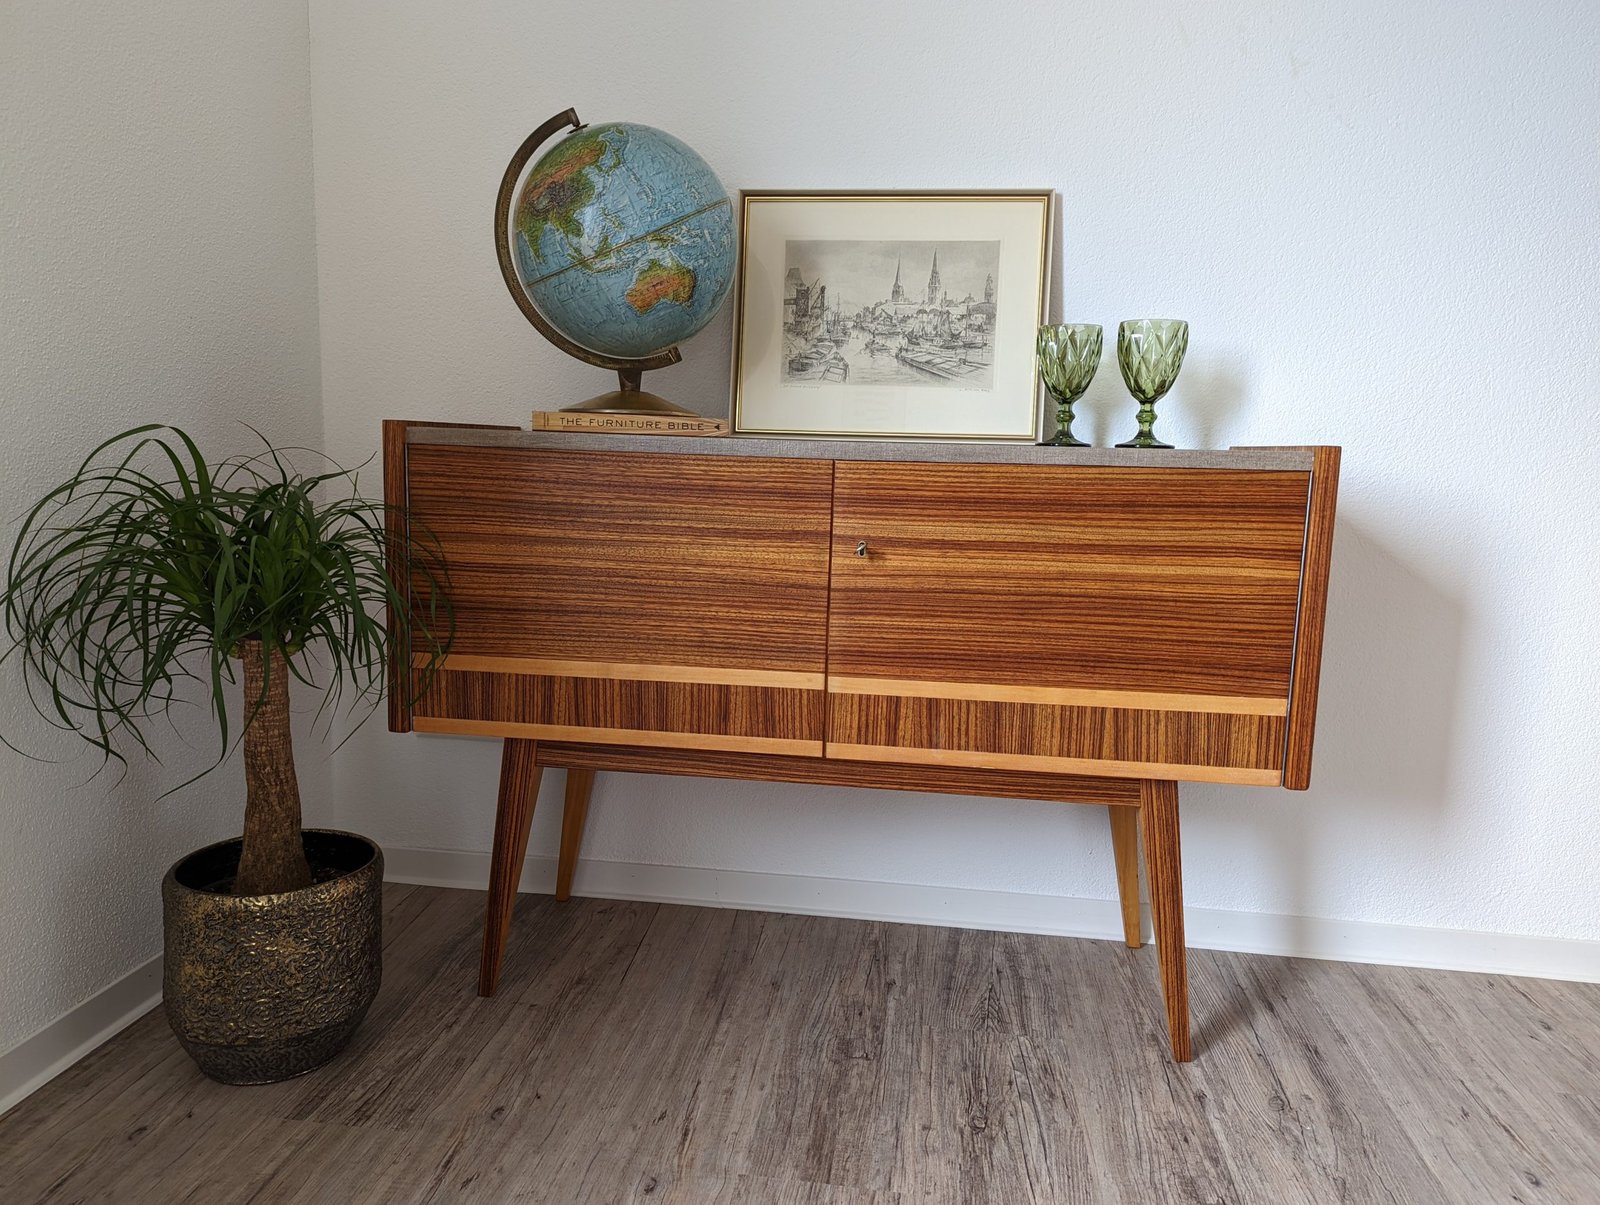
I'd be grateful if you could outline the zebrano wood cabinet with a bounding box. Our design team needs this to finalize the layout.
[384,421,1340,1062]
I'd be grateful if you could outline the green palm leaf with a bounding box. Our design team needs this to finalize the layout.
[1,424,454,784]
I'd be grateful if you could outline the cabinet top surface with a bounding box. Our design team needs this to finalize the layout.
[403,426,1318,472]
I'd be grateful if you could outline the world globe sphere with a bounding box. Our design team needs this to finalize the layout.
[510,122,736,360]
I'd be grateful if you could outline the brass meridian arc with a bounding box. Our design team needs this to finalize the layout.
[493,108,692,416]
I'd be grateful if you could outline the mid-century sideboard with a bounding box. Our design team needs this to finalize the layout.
[384,421,1340,1062]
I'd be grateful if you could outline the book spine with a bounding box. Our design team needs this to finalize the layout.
[530,412,729,436]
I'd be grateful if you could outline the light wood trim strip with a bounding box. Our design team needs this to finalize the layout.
[412,715,823,757]
[827,675,1288,716]
[825,742,1283,787]
[1282,446,1341,789]
[416,654,825,691]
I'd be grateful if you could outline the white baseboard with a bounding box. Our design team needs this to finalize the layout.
[0,955,162,1117]
[383,846,1600,984]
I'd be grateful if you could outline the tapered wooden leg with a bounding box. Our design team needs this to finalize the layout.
[554,768,595,902]
[478,739,542,997]
[1108,805,1144,949]
[1139,779,1192,1062]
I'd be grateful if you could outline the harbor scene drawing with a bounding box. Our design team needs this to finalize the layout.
[781,240,999,388]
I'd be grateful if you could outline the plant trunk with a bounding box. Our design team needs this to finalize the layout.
[233,641,313,895]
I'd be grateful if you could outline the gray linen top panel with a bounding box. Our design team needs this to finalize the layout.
[403,427,1314,472]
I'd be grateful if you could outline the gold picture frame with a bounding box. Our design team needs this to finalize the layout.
[731,190,1052,441]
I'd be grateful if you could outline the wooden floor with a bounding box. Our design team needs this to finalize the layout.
[3,885,1598,1204]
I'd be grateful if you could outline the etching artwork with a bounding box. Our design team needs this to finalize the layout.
[781,240,1000,388]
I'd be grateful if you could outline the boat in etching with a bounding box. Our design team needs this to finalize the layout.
[895,344,986,382]
[788,340,849,383]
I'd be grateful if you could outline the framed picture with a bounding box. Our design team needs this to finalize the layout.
[731,190,1052,440]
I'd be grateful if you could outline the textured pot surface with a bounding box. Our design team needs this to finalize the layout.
[162,829,383,1085]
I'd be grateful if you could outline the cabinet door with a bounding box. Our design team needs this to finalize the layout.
[825,461,1312,783]
[404,447,833,754]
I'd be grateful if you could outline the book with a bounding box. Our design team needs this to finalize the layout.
[531,411,729,437]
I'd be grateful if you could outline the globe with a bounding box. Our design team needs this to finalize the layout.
[509,122,736,361]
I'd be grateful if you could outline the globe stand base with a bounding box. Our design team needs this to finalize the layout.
[560,391,699,417]
[560,368,703,418]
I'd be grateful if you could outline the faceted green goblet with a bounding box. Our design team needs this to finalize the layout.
[1114,319,1189,449]
[1037,324,1102,447]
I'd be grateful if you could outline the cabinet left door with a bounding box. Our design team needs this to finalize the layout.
[399,445,834,755]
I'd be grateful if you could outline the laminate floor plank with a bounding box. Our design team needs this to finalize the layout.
[2,886,1598,1204]
[886,1025,1087,1205]
[1001,935,1243,1205]
[1187,951,1446,1204]
[410,896,660,1136]
[680,911,907,1191]
[0,1011,183,1177]
[1335,960,1600,1201]
[425,903,761,1201]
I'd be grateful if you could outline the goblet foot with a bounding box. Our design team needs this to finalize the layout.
[1115,433,1175,449]
[1044,429,1090,447]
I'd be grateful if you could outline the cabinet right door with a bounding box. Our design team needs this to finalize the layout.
[824,461,1313,785]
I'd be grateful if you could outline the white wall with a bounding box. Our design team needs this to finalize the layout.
[0,0,323,1057]
[311,0,1593,952]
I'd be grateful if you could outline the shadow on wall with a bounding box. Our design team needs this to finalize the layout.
[1309,517,1465,817]
[1198,514,1467,1046]
[1285,516,1466,926]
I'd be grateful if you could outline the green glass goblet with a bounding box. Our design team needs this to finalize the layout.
[1037,323,1102,447]
[1114,319,1189,449]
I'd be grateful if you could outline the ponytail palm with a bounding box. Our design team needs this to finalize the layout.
[1,425,451,895]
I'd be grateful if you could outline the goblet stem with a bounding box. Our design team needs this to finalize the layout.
[1044,398,1089,447]
[1116,401,1173,449]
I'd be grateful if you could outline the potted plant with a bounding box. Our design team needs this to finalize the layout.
[1,426,450,1083]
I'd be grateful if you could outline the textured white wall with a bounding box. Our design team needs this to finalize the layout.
[0,1,324,1052]
[309,1,1600,941]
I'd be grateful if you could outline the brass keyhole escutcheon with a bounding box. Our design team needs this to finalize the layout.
[855,540,868,558]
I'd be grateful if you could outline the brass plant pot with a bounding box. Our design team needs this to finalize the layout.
[162,829,383,1085]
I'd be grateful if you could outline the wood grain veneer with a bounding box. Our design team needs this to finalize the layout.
[827,461,1310,698]
[384,418,521,734]
[421,654,824,691]
[1139,779,1190,1061]
[479,738,541,996]
[827,693,1286,785]
[555,768,595,903]
[404,446,833,673]
[535,741,1142,805]
[414,666,823,748]
[1108,807,1143,949]
[383,420,411,733]
[413,717,822,758]
[1282,446,1341,789]
[826,742,1283,786]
